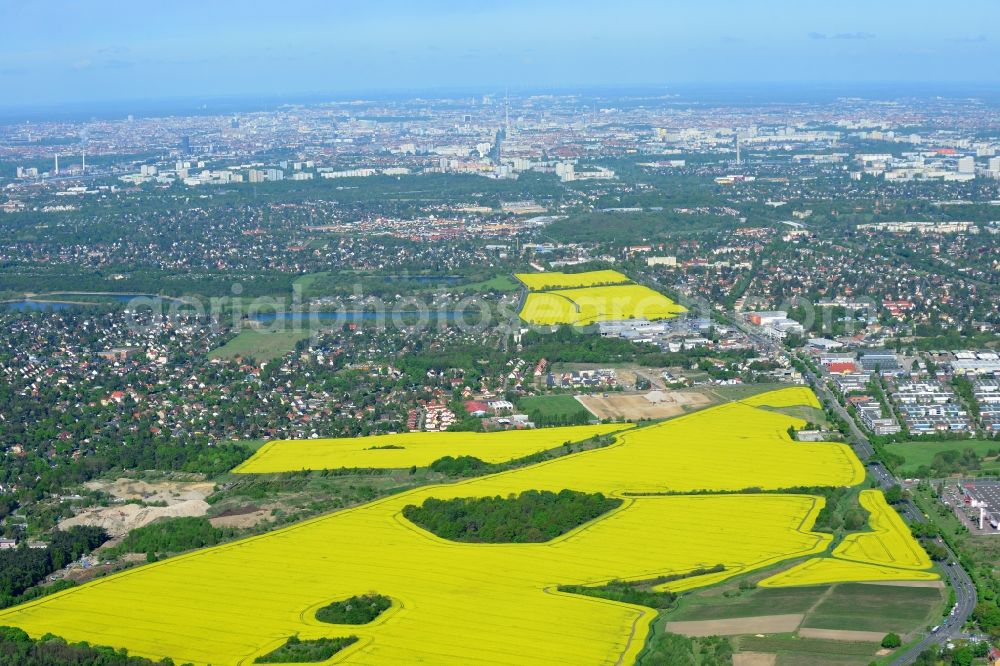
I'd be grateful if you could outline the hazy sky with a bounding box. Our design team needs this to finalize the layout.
[2,0,998,106]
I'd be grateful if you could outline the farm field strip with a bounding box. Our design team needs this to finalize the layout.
[513,269,685,326]
[232,423,631,473]
[834,490,933,570]
[519,292,579,326]
[758,490,938,588]
[0,495,831,665]
[757,558,940,588]
[519,284,685,326]
[0,389,876,665]
[514,270,631,291]
[741,386,822,410]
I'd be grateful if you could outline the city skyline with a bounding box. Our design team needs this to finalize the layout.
[2,0,998,107]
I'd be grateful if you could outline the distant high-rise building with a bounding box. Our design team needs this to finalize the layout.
[957,156,975,174]
[490,127,505,163]
[504,90,511,133]
[988,156,1000,177]
[265,168,284,182]
[179,135,191,155]
[555,161,576,182]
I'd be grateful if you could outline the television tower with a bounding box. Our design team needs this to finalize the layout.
[81,149,86,175]
[504,88,511,133]
[735,133,741,166]
[54,154,59,175]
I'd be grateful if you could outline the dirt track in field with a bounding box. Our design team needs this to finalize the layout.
[665,613,803,637]
[733,653,777,666]
[861,580,945,588]
[798,628,885,642]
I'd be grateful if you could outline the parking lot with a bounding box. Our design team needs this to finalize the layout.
[944,479,1000,534]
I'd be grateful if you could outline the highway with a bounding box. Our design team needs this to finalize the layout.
[654,281,977,666]
[799,366,979,663]
[708,306,978,662]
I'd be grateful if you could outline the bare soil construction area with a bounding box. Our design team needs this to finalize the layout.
[576,390,712,420]
[209,505,275,529]
[85,477,216,503]
[665,614,804,637]
[59,478,216,536]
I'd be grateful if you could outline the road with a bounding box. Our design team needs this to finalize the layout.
[799,367,978,663]
[715,301,977,661]
[710,306,978,662]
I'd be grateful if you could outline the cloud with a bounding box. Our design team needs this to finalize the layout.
[71,59,92,70]
[809,31,876,40]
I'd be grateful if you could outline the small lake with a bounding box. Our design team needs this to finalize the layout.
[4,300,76,311]
[3,294,169,311]
[379,275,462,284]
[249,310,485,322]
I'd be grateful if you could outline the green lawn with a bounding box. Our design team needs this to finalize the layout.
[886,439,1000,475]
[230,439,267,452]
[209,329,311,362]
[292,272,328,297]
[763,405,830,428]
[458,274,520,293]
[517,395,594,419]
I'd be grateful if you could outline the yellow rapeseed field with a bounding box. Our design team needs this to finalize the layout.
[514,269,630,291]
[232,424,632,473]
[0,388,886,665]
[519,284,686,326]
[519,292,579,326]
[759,489,938,588]
[756,558,941,587]
[836,490,933,570]
[742,386,822,409]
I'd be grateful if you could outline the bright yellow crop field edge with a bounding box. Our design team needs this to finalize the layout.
[756,558,941,588]
[758,489,938,588]
[834,489,933,570]
[741,386,821,409]
[0,388,864,665]
[518,284,686,326]
[653,493,831,593]
[231,423,634,473]
[519,292,579,325]
[514,270,631,291]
